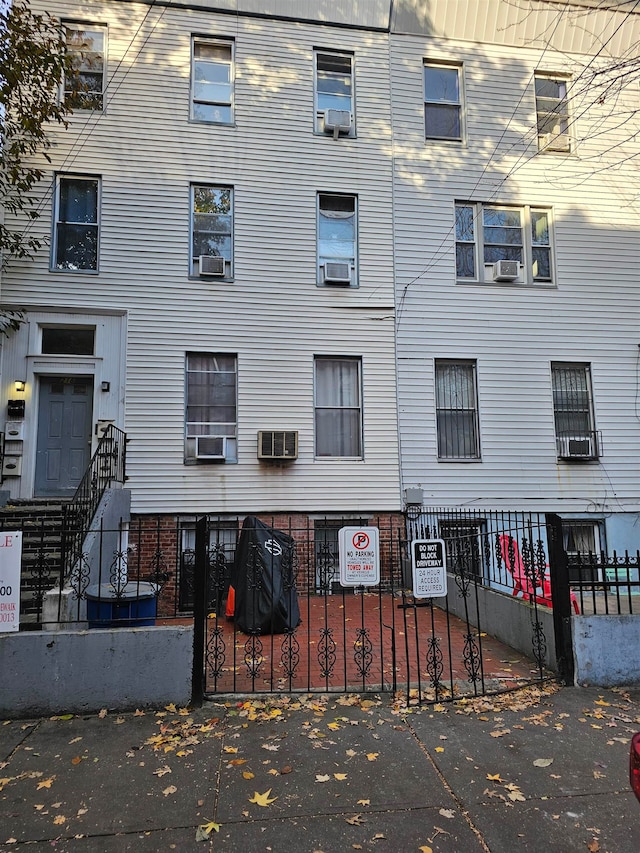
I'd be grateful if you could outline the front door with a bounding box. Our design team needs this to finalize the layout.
[35,376,93,496]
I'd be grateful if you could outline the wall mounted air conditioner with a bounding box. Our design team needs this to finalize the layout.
[323,109,352,137]
[324,262,351,284]
[258,430,298,460]
[199,255,225,277]
[492,259,519,281]
[195,435,227,460]
[557,435,597,460]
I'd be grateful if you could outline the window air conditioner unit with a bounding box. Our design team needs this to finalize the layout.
[492,259,519,281]
[195,435,227,460]
[324,262,351,284]
[540,132,571,153]
[323,109,352,137]
[258,430,298,460]
[199,255,225,277]
[557,435,597,460]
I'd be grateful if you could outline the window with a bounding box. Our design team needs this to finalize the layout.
[191,185,233,277]
[435,360,480,459]
[315,51,354,135]
[455,202,552,284]
[314,357,362,458]
[424,62,462,140]
[535,74,571,153]
[551,363,599,460]
[191,38,234,124]
[52,176,100,271]
[317,194,357,286]
[179,520,238,610]
[41,327,95,355]
[562,520,603,583]
[185,354,237,462]
[64,24,106,110]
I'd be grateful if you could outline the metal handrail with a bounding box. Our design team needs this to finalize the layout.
[62,424,127,580]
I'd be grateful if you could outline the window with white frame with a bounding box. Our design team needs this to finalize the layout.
[315,51,354,136]
[551,363,599,460]
[455,202,552,284]
[191,185,233,277]
[314,357,362,458]
[435,360,480,460]
[317,193,357,286]
[191,38,234,124]
[185,353,237,462]
[535,73,571,153]
[424,62,462,141]
[52,176,100,271]
[63,23,106,110]
[562,519,603,583]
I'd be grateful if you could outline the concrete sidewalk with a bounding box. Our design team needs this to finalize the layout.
[1,684,639,852]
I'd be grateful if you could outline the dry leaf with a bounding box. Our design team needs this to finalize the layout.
[134,709,145,716]
[435,747,445,753]
[195,820,220,841]
[280,766,293,775]
[334,773,347,781]
[439,808,455,819]
[366,753,378,761]
[98,709,107,719]
[357,799,370,806]
[316,774,331,782]
[419,847,433,853]
[249,789,278,806]
[587,840,600,853]
[162,785,178,796]
[223,746,238,754]
[242,771,255,780]
[486,774,503,782]
[346,815,365,826]
[508,791,526,802]
[268,769,279,776]
[71,757,82,765]
[533,758,554,767]
[228,759,247,766]
[37,778,55,790]
[165,703,177,712]
[262,743,279,751]
[53,816,66,825]
[153,766,172,777]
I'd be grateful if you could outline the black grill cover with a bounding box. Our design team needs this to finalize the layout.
[231,516,301,634]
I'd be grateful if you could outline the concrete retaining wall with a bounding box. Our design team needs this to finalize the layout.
[443,573,558,672]
[0,625,194,718]
[573,615,640,687]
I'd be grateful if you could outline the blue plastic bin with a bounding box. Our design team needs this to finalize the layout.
[86,582,158,628]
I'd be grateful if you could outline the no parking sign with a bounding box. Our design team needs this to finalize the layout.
[338,527,380,587]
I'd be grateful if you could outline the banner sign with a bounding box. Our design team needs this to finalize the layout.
[0,531,22,632]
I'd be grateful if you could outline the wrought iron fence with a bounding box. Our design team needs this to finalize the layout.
[569,550,640,615]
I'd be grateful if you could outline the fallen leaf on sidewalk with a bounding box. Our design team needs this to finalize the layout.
[357,799,370,806]
[587,840,600,852]
[316,774,330,782]
[366,753,378,761]
[439,808,455,819]
[533,758,554,767]
[486,774,503,782]
[98,709,107,719]
[153,766,171,777]
[195,820,220,841]
[37,777,55,790]
[346,814,365,825]
[249,789,278,806]
[334,773,347,780]
[162,785,177,796]
[242,771,255,780]
[53,816,66,825]
[419,847,433,853]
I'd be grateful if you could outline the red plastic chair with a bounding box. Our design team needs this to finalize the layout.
[499,534,580,614]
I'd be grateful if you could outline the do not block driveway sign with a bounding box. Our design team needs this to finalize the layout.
[339,527,380,587]
[411,539,447,598]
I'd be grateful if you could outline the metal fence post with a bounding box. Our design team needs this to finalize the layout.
[191,515,208,707]
[546,513,575,685]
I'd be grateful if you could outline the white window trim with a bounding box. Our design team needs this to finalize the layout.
[316,193,358,287]
[314,49,355,137]
[51,174,101,274]
[535,72,572,154]
[423,60,464,142]
[190,184,234,279]
[62,22,107,111]
[435,359,481,461]
[314,356,363,459]
[184,353,238,464]
[551,362,599,461]
[455,201,554,286]
[190,36,235,125]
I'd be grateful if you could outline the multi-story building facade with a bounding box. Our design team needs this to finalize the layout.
[1,0,639,570]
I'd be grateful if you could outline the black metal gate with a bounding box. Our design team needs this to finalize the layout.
[192,511,567,705]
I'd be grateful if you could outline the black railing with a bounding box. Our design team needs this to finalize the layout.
[61,424,127,582]
[569,550,640,615]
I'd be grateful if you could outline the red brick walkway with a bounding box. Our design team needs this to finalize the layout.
[202,592,544,698]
